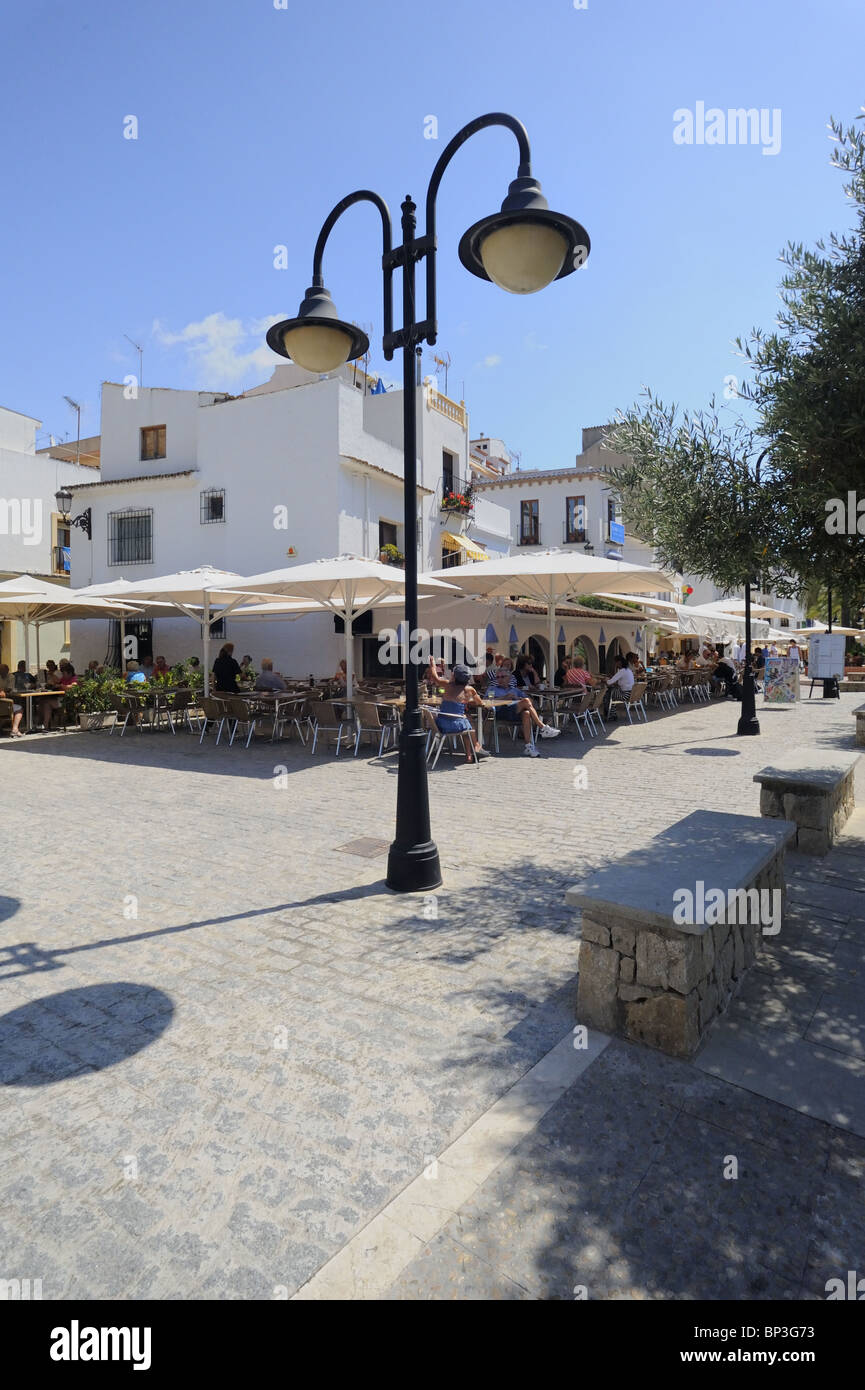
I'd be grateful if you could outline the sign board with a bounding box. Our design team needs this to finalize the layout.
[808,633,846,680]
[763,657,798,704]
[609,521,625,545]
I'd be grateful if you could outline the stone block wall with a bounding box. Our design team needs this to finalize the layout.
[855,710,865,748]
[575,852,786,1060]
[759,772,854,855]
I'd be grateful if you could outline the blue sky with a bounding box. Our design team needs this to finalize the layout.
[2,0,863,467]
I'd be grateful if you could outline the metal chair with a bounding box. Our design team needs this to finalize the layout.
[422,706,480,769]
[308,700,352,755]
[351,701,396,758]
[199,696,230,744]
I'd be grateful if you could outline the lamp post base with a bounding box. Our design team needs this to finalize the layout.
[736,712,761,736]
[822,678,840,699]
[385,841,443,893]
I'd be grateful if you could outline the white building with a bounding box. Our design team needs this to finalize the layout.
[0,405,100,670]
[67,373,648,678]
[475,425,804,649]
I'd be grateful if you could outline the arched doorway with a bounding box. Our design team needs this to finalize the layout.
[605,636,626,674]
[521,634,549,679]
[570,634,598,675]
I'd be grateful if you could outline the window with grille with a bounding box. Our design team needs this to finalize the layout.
[108,508,153,565]
[140,425,166,461]
[201,488,226,524]
[209,616,226,639]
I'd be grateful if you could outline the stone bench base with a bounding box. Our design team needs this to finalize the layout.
[578,855,785,1060]
[855,705,865,747]
[755,752,860,855]
[566,811,796,1061]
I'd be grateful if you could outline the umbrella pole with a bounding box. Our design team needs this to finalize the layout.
[120,617,126,671]
[345,581,354,700]
[547,582,556,686]
[24,619,30,671]
[36,623,41,674]
[203,598,211,697]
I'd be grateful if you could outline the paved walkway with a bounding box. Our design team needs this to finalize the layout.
[0,692,861,1298]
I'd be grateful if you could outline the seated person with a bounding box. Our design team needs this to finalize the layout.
[14,660,35,691]
[603,655,635,719]
[626,651,647,679]
[87,660,100,674]
[425,652,447,685]
[711,650,739,698]
[564,657,595,688]
[125,660,147,685]
[555,656,571,687]
[434,663,489,762]
[151,655,171,681]
[699,641,716,665]
[332,659,348,689]
[240,655,255,680]
[58,661,78,689]
[0,667,24,737]
[486,664,560,755]
[676,650,697,672]
[485,652,504,684]
[514,654,541,690]
[255,658,287,693]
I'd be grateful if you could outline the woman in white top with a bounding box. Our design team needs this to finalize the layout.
[603,656,635,719]
[787,641,800,666]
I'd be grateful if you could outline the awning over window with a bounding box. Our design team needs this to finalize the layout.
[441,533,488,562]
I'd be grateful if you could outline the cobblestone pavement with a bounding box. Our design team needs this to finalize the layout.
[0,692,861,1299]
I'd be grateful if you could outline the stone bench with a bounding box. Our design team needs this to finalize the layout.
[855,704,865,747]
[754,751,860,855]
[565,810,797,1060]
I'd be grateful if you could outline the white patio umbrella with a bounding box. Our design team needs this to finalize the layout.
[89,567,276,695]
[74,578,181,669]
[424,549,675,679]
[222,556,457,696]
[0,575,140,671]
[789,621,861,638]
[696,598,797,622]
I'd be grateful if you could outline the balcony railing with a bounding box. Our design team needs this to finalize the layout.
[427,386,467,429]
[518,522,541,546]
[441,474,474,515]
[52,544,71,575]
[563,524,587,545]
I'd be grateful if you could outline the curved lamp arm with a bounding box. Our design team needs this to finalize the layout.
[311,190,394,343]
[423,113,533,345]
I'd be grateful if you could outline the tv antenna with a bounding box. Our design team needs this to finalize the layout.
[124,334,144,386]
[350,322,374,391]
[432,350,451,397]
[63,396,81,465]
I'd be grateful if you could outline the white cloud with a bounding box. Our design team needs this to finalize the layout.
[524,331,548,353]
[153,311,282,386]
[475,354,502,370]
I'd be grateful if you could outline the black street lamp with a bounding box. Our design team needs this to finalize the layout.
[266,112,590,892]
[737,446,771,738]
[54,488,92,540]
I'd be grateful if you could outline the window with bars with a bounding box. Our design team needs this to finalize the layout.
[108,508,153,565]
[140,425,166,461]
[200,488,226,524]
[209,616,226,639]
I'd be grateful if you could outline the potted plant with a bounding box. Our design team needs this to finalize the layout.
[441,488,474,515]
[379,543,405,567]
[63,675,124,730]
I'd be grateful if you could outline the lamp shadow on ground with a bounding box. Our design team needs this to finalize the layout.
[0,982,174,1085]
[0,897,20,924]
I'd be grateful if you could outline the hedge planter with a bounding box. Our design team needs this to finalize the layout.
[79,710,119,732]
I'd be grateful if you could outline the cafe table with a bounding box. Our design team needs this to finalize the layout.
[16,688,62,732]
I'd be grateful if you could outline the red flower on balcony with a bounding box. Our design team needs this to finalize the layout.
[442,490,474,514]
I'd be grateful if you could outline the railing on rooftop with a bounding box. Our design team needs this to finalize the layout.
[426,385,467,430]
